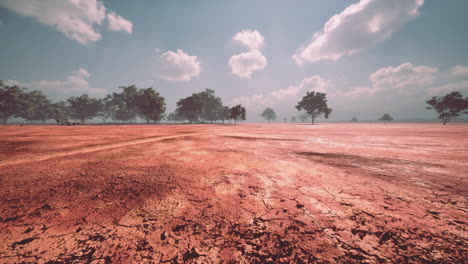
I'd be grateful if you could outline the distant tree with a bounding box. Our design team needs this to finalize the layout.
[426,91,468,125]
[97,95,116,123]
[50,101,69,122]
[195,89,223,122]
[260,108,277,123]
[19,90,52,123]
[351,117,358,122]
[166,112,185,122]
[0,82,27,126]
[219,106,231,124]
[379,113,393,123]
[283,117,288,123]
[229,105,246,124]
[298,113,308,122]
[176,94,203,124]
[112,85,140,123]
[67,94,101,122]
[136,88,166,124]
[290,116,297,122]
[295,91,332,124]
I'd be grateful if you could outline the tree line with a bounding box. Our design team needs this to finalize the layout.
[259,91,467,125]
[0,81,246,126]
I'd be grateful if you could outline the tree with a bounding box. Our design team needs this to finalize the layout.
[219,106,231,124]
[112,85,140,123]
[18,90,52,123]
[260,108,277,123]
[50,101,69,122]
[67,94,101,122]
[379,113,393,123]
[295,91,332,124]
[0,82,27,126]
[351,117,358,122]
[228,105,246,124]
[97,95,116,123]
[176,94,204,123]
[283,117,288,123]
[290,116,297,122]
[136,88,166,124]
[426,91,468,125]
[166,112,185,122]
[195,89,223,122]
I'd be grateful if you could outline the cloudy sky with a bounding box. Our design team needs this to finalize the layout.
[1,0,467,121]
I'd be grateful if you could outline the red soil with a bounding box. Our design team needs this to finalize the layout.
[0,124,467,263]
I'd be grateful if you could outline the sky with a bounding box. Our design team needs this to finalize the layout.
[1,0,467,122]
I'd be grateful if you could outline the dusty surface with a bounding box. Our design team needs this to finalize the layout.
[0,123,467,263]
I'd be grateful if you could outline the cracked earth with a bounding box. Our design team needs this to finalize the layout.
[0,124,467,263]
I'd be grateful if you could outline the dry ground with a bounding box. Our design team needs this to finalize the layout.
[0,123,467,263]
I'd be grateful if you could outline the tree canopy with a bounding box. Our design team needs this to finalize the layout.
[260,108,277,123]
[379,113,393,123]
[426,91,468,125]
[228,105,246,124]
[295,91,332,124]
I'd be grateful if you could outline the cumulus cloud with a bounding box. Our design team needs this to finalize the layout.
[229,50,267,79]
[340,62,468,99]
[159,49,201,82]
[229,29,267,79]
[448,65,468,77]
[0,0,132,44]
[233,29,264,50]
[231,76,329,110]
[6,68,106,99]
[293,0,424,64]
[107,11,132,34]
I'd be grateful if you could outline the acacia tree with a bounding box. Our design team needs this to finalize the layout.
[261,108,277,123]
[295,92,332,124]
[228,105,246,124]
[136,88,166,124]
[379,113,393,123]
[176,94,204,124]
[67,94,101,122]
[351,117,358,122]
[426,91,468,125]
[0,82,27,126]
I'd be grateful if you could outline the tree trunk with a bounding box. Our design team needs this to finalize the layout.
[311,117,315,125]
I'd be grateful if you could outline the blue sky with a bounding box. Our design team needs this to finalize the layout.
[1,0,467,121]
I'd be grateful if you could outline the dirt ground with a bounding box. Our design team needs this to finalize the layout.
[0,123,467,263]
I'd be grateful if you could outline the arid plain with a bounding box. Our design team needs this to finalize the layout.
[0,124,466,263]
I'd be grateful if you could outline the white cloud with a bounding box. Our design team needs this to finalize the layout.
[233,29,264,50]
[107,11,132,34]
[427,81,468,96]
[340,62,468,99]
[231,75,328,109]
[293,0,424,64]
[0,0,132,44]
[159,49,201,82]
[7,68,106,99]
[229,50,267,79]
[448,65,468,77]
